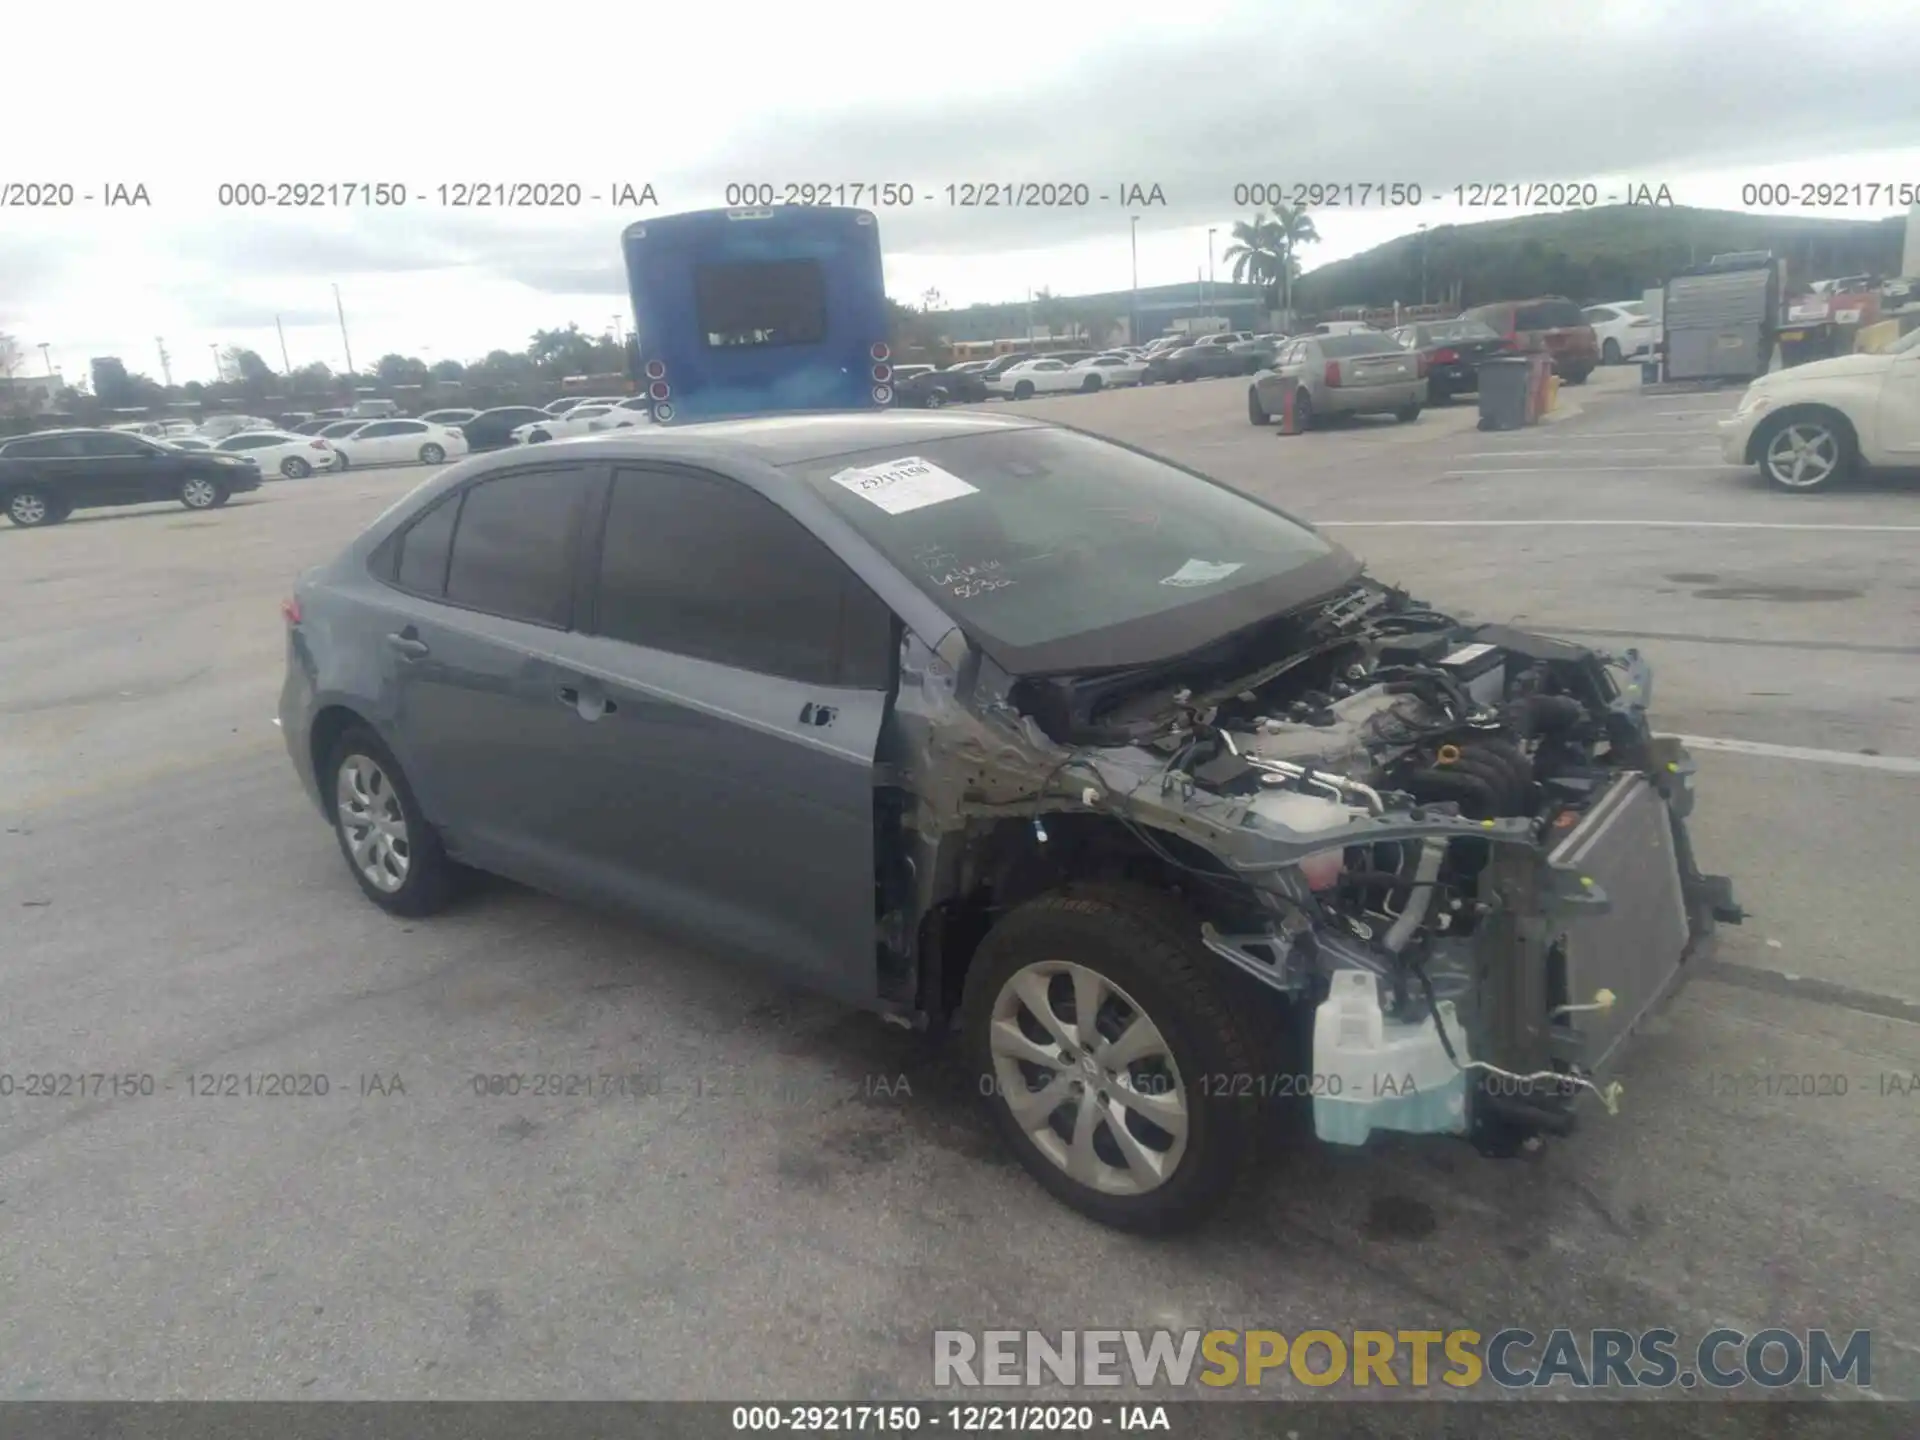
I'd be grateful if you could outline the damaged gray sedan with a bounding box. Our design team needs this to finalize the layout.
[279,410,1740,1232]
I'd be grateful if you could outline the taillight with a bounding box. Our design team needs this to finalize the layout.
[872,363,891,382]
[870,342,890,361]
[649,381,670,400]
[1432,348,1460,364]
[1323,361,1341,387]
[644,360,666,380]
[1414,354,1428,378]
[280,597,301,625]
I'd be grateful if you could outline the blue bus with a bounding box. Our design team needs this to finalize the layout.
[622,206,893,424]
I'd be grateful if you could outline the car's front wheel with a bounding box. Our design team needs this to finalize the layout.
[1395,403,1422,424]
[326,726,457,917]
[179,475,226,510]
[924,390,947,408]
[419,443,446,464]
[1081,374,1103,392]
[1012,381,1035,400]
[526,429,551,444]
[1756,410,1857,493]
[1602,339,1622,365]
[963,885,1262,1234]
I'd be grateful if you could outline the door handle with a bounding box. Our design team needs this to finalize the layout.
[558,685,617,718]
[386,633,430,660]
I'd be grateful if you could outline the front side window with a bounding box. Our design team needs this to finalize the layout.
[693,259,827,348]
[593,466,890,688]
[441,466,591,625]
[81,433,156,457]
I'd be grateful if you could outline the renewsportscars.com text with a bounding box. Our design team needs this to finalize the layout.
[932,1328,1873,1391]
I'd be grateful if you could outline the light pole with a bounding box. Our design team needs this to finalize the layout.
[209,344,222,383]
[276,315,292,374]
[155,338,173,389]
[1129,216,1141,344]
[1417,224,1429,306]
[611,313,624,345]
[1207,227,1216,315]
[37,343,52,377]
[332,282,356,376]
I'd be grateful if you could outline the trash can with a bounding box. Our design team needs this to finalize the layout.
[1640,356,1660,384]
[1477,357,1533,431]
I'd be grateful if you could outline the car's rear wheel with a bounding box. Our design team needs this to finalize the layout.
[1247,386,1270,425]
[1395,403,1422,424]
[1757,411,1856,493]
[280,457,312,479]
[179,475,225,510]
[332,452,351,471]
[962,885,1262,1234]
[419,443,446,464]
[4,486,60,527]
[527,429,552,444]
[1013,381,1035,400]
[1081,374,1103,392]
[326,726,457,917]
[1565,368,1591,385]
[925,390,947,408]
[1292,389,1315,431]
[1602,339,1622,365]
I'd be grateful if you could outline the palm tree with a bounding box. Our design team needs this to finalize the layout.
[1222,205,1321,322]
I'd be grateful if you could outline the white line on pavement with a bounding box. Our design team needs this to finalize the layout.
[1317,519,1920,532]
[1534,431,1721,440]
[1440,465,1731,474]
[1678,735,1920,775]
[1462,449,1709,458]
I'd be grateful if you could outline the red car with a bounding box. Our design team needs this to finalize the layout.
[1459,297,1598,383]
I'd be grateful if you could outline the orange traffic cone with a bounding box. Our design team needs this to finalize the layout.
[1278,386,1298,435]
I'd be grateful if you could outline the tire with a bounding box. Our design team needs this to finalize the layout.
[1394,403,1422,424]
[4,485,61,528]
[325,726,457,917]
[332,452,350,471]
[1601,339,1622,365]
[962,884,1262,1234]
[1755,409,1857,493]
[419,443,446,464]
[925,390,947,408]
[1247,386,1270,426]
[1293,389,1315,431]
[1013,381,1035,400]
[280,457,312,479]
[179,475,226,511]
[1081,374,1103,393]
[1565,368,1591,386]
[527,430,551,444]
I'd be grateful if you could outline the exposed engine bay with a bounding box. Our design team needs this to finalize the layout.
[912,578,1743,1153]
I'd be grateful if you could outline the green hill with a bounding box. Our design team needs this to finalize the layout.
[1291,204,1908,311]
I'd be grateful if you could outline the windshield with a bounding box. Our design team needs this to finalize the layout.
[1318,334,1401,357]
[786,425,1355,673]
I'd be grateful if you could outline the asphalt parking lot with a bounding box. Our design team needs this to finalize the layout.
[3,373,1916,1407]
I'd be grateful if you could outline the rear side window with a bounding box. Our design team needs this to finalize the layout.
[1515,300,1586,329]
[593,465,891,688]
[395,493,461,596]
[443,466,591,625]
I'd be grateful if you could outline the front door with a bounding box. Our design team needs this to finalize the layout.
[551,462,892,1000]
[1876,346,1920,457]
[78,432,171,502]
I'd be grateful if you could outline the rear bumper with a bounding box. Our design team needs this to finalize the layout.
[278,648,323,816]
[1321,381,1427,413]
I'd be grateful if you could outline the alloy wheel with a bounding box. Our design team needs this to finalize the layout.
[989,959,1189,1196]
[181,477,220,509]
[8,491,49,525]
[336,754,411,892]
[1764,422,1840,489]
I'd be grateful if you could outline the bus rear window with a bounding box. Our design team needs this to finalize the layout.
[694,259,827,348]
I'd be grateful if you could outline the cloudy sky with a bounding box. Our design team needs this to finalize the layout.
[3,0,1912,385]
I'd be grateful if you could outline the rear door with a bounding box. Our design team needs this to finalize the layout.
[352,420,422,462]
[549,462,894,998]
[375,461,602,879]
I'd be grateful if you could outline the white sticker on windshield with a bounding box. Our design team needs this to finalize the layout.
[1160,558,1244,588]
[830,456,979,515]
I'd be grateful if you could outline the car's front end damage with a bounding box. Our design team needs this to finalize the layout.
[884,577,1741,1156]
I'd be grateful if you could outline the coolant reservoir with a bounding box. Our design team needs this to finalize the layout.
[1312,969,1471,1146]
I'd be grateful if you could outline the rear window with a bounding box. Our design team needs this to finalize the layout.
[785,427,1341,671]
[1318,334,1400,357]
[694,259,827,348]
[1514,300,1586,330]
[1422,320,1501,344]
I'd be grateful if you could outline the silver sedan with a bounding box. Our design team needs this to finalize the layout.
[1249,332,1426,429]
